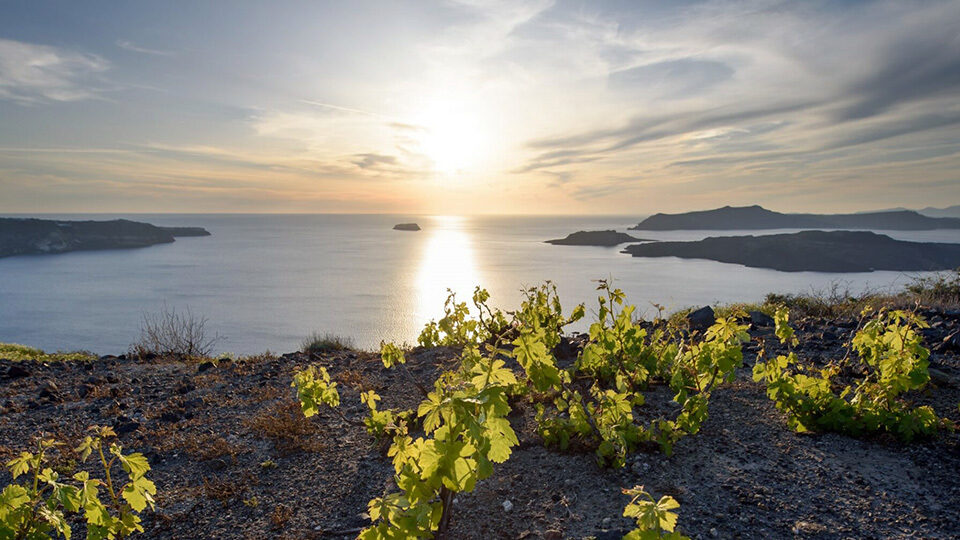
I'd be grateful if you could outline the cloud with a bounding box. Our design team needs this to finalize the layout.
[0,39,109,104]
[115,39,174,57]
[608,58,735,97]
[352,152,397,170]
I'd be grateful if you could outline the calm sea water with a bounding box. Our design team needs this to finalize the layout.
[1,214,957,355]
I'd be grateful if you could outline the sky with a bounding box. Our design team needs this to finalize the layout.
[0,0,958,214]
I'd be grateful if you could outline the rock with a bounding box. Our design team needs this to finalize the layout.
[502,499,513,512]
[161,411,182,423]
[183,397,204,409]
[115,420,140,435]
[39,380,60,400]
[543,530,563,540]
[5,364,31,379]
[748,310,774,328]
[393,223,421,231]
[929,368,957,387]
[197,361,216,373]
[687,306,715,332]
[77,384,95,398]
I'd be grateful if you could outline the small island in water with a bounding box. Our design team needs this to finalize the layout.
[393,222,421,231]
[632,205,960,230]
[622,230,960,272]
[546,230,649,246]
[0,217,210,258]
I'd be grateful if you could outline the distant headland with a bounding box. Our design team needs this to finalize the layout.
[545,230,649,246]
[393,223,421,231]
[0,217,210,258]
[631,205,960,231]
[622,230,960,272]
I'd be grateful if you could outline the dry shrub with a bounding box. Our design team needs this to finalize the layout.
[246,399,323,455]
[130,306,221,358]
[271,504,294,530]
[300,332,354,355]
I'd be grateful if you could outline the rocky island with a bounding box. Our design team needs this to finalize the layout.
[546,230,649,246]
[0,217,210,258]
[632,205,960,230]
[393,222,421,231]
[622,230,960,272]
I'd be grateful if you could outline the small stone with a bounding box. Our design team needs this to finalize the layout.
[710,528,719,537]
[601,517,612,527]
[502,500,513,512]
[198,361,215,373]
[543,530,562,540]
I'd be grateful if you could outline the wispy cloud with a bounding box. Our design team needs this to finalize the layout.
[0,39,110,104]
[115,39,174,57]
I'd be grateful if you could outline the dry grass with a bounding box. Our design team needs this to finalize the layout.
[246,399,323,455]
[338,368,378,392]
[154,429,244,463]
[202,475,246,504]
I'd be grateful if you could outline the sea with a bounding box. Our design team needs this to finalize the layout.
[1,214,957,355]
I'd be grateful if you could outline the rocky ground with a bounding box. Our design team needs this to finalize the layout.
[1,309,959,540]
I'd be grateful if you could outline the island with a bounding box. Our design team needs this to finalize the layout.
[621,230,960,272]
[393,223,421,231]
[545,230,649,246]
[631,205,960,230]
[0,217,210,258]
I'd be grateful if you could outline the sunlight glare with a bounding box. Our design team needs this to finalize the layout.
[415,216,481,325]
[415,102,491,176]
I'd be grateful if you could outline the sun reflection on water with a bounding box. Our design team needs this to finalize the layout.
[415,216,482,325]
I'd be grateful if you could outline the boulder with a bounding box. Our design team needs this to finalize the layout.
[687,306,716,332]
[749,310,774,328]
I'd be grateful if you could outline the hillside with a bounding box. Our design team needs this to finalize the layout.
[631,205,960,231]
[0,217,210,258]
[1,303,957,539]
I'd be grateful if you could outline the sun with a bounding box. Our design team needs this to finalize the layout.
[415,103,491,176]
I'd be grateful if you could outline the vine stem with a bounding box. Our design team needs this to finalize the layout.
[436,486,455,539]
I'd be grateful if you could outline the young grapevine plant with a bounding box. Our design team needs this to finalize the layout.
[293,282,747,537]
[534,281,749,465]
[621,486,690,540]
[1,426,156,540]
[753,307,950,441]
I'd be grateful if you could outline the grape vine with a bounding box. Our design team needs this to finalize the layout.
[753,307,951,440]
[1,426,155,540]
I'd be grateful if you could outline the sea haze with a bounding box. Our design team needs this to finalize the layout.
[0,214,957,355]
